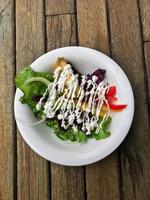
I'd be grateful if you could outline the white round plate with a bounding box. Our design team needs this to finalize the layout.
[14,46,134,166]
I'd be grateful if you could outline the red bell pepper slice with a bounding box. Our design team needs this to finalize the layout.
[106,86,117,103]
[109,103,127,110]
[106,86,116,97]
[98,85,127,111]
[106,95,118,103]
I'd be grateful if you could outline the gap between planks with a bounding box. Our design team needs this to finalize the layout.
[143,40,150,43]
[143,42,150,121]
[74,1,87,199]
[44,0,52,198]
[46,12,76,17]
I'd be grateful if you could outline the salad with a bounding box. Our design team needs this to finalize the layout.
[16,57,127,142]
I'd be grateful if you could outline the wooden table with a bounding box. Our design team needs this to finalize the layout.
[0,0,150,199]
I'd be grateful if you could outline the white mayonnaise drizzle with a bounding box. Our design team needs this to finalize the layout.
[36,64,109,135]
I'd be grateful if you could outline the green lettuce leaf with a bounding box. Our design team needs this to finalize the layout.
[15,66,53,116]
[46,119,87,143]
[90,116,111,140]
[46,117,111,142]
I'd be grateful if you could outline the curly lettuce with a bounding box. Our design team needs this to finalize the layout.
[15,66,53,116]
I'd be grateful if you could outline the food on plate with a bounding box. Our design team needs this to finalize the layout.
[15,57,127,142]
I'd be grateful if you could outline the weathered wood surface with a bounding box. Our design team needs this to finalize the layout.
[139,0,150,41]
[77,0,120,200]
[0,0,150,199]
[108,0,150,199]
[16,0,50,199]
[46,14,77,49]
[0,1,15,200]
[51,165,85,200]
[46,0,75,15]
[77,0,110,55]
[46,14,85,200]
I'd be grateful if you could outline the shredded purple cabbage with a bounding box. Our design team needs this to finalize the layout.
[87,68,106,84]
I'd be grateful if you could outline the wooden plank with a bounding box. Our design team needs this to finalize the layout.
[51,165,85,200]
[0,1,15,200]
[16,0,50,199]
[46,14,77,49]
[46,0,75,16]
[144,42,150,107]
[77,1,120,200]
[46,14,85,200]
[77,0,110,55]
[139,0,150,41]
[108,0,150,199]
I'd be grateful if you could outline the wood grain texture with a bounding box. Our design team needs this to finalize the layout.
[108,0,150,199]
[139,0,150,41]
[77,0,110,55]
[144,42,150,109]
[77,1,120,200]
[46,14,85,200]
[51,165,85,200]
[0,1,15,200]
[46,0,75,15]
[46,14,77,50]
[16,0,50,199]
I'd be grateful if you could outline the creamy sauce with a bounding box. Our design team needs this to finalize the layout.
[36,64,109,135]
